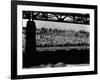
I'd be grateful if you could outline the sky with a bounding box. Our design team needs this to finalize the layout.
[23,19,90,32]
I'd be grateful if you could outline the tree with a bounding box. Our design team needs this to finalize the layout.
[79,30,87,34]
[40,27,48,34]
[49,28,52,32]
[75,32,78,37]
[53,28,58,33]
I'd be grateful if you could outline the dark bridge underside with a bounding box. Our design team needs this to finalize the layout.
[23,11,90,25]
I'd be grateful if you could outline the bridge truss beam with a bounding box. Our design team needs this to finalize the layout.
[23,11,90,25]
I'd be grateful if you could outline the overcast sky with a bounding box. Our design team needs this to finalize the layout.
[23,19,90,32]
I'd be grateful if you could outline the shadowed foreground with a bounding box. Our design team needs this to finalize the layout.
[23,49,89,68]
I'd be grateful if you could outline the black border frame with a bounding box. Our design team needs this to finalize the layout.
[11,0,98,79]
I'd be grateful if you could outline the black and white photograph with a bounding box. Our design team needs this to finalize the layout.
[23,11,90,68]
[11,1,97,79]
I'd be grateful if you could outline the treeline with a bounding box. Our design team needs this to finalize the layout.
[36,27,89,38]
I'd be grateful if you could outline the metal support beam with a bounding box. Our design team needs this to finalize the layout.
[23,11,90,25]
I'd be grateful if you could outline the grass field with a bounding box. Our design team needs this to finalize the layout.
[36,46,89,51]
